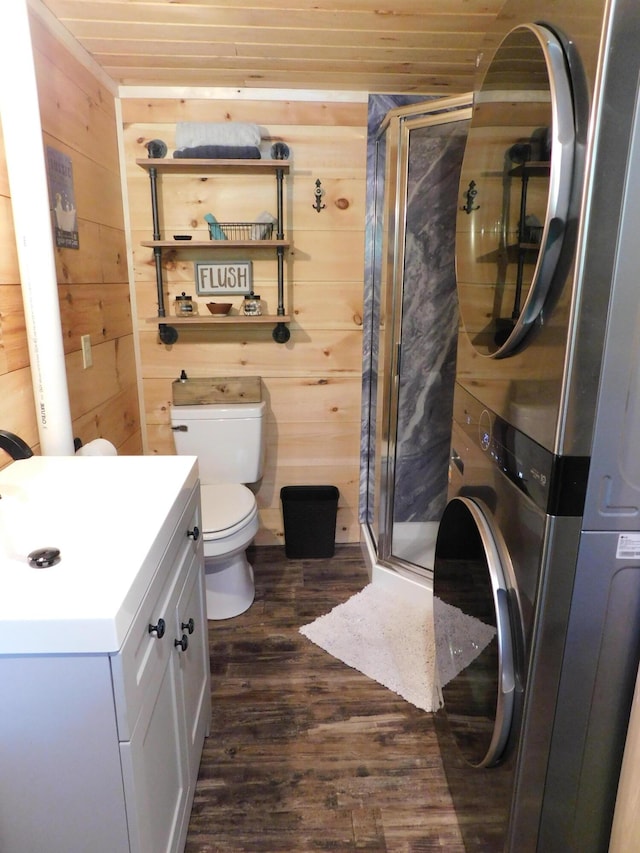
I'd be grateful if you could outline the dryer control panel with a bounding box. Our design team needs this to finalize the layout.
[453,383,589,517]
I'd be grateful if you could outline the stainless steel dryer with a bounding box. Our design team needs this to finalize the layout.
[433,0,640,850]
[454,0,639,459]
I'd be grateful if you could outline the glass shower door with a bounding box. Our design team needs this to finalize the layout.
[365,97,471,579]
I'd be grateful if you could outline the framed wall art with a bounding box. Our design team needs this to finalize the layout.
[195,260,252,296]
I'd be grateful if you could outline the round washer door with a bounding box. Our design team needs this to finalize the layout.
[433,497,517,768]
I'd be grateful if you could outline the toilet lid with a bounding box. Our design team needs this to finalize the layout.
[200,483,256,539]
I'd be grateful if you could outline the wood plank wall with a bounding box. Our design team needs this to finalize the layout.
[0,112,38,466]
[0,12,142,469]
[120,96,368,544]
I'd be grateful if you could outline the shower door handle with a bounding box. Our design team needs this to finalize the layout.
[395,342,402,383]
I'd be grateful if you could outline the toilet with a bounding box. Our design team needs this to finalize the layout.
[170,400,266,620]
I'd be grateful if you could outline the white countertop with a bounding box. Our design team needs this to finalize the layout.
[0,455,199,656]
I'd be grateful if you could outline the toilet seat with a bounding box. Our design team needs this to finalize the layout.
[200,483,257,541]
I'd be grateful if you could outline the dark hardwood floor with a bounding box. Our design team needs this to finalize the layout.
[185,545,465,853]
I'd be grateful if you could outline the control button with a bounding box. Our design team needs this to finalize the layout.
[479,409,492,451]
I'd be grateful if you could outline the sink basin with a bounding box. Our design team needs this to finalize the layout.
[0,455,199,655]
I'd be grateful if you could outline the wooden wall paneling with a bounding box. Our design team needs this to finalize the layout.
[53,221,103,285]
[265,376,362,422]
[269,125,366,170]
[58,283,132,353]
[0,130,9,196]
[120,99,368,129]
[0,61,32,454]
[117,430,144,456]
[28,13,117,122]
[286,282,365,330]
[32,20,120,172]
[289,229,365,284]
[143,377,175,425]
[129,176,282,234]
[265,421,361,470]
[123,95,366,542]
[137,329,363,378]
[98,225,129,283]
[144,374,361,427]
[72,383,141,451]
[145,423,180,456]
[27,10,143,456]
[41,135,125,232]
[120,119,367,169]
[262,377,362,538]
[0,197,19,284]
[66,335,137,421]
[0,285,29,374]
[292,177,365,231]
[0,367,39,457]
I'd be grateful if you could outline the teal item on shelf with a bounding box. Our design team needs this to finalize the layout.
[204,212,227,240]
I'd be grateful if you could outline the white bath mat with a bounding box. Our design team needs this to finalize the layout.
[299,583,496,713]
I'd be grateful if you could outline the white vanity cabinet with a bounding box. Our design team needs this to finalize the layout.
[115,485,210,853]
[0,456,211,853]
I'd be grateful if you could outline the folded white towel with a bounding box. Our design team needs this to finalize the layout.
[175,122,261,149]
[251,211,277,240]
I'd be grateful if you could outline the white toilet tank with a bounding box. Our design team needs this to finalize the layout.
[171,401,266,484]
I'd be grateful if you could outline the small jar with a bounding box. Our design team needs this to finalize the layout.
[242,291,262,316]
[174,291,198,316]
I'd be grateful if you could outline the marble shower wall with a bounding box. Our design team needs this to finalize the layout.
[394,120,469,522]
[360,95,428,524]
[359,96,469,528]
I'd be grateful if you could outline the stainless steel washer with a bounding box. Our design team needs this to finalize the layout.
[434,383,585,852]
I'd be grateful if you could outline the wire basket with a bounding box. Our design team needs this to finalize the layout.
[209,221,274,241]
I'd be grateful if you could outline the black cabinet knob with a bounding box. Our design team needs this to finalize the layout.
[181,618,195,635]
[148,618,166,639]
[174,634,189,652]
[187,526,200,541]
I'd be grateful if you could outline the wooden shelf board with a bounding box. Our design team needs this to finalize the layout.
[141,240,290,249]
[136,158,290,174]
[149,315,291,326]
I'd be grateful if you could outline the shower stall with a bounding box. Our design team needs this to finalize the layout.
[361,96,470,583]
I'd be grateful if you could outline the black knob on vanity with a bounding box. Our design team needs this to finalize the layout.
[187,526,200,541]
[148,618,166,639]
[181,618,195,635]
[174,634,189,651]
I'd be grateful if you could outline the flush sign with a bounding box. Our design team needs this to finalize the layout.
[195,261,252,296]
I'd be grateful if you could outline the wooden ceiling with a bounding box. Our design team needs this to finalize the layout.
[36,0,506,94]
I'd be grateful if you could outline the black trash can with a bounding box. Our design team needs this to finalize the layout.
[280,485,340,558]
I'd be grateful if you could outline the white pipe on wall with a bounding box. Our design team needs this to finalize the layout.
[0,0,74,455]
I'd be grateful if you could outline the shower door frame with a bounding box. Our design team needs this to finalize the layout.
[365,95,472,583]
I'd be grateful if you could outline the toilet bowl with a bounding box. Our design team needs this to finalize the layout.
[200,483,259,619]
[170,400,266,620]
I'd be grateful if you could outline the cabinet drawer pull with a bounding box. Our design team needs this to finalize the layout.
[174,634,189,652]
[181,618,195,635]
[148,618,166,639]
[187,526,200,541]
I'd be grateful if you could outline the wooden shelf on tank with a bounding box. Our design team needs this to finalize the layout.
[148,314,291,326]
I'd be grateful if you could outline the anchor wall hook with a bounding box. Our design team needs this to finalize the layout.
[461,179,480,214]
[313,178,326,213]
